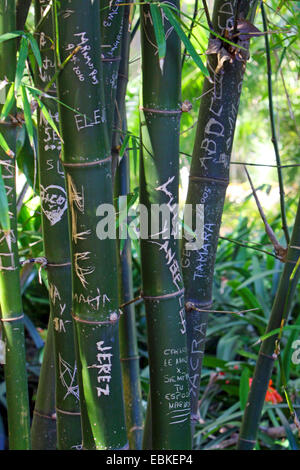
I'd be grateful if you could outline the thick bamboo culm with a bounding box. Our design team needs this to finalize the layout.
[237,198,300,450]
[181,0,257,436]
[33,0,81,449]
[31,319,57,449]
[53,0,127,449]
[140,0,192,449]
[0,0,31,450]
[101,0,124,145]
[113,4,144,451]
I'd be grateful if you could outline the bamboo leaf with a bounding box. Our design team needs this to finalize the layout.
[131,135,138,176]
[0,83,15,120]
[239,368,250,411]
[119,133,130,159]
[0,132,14,158]
[21,85,34,146]
[150,4,166,71]
[0,165,10,232]
[15,36,29,91]
[237,269,281,290]
[26,33,43,68]
[0,31,22,43]
[160,4,209,77]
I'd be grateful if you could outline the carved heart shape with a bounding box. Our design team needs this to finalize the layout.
[40,184,68,226]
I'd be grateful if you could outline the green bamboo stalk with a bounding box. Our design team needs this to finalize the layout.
[34,0,82,449]
[101,0,124,144]
[237,197,300,450]
[0,0,31,450]
[16,0,32,31]
[181,0,257,436]
[113,4,143,450]
[140,0,192,449]
[53,0,127,450]
[31,320,57,450]
[261,2,289,246]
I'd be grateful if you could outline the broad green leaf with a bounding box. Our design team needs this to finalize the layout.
[15,36,29,91]
[237,269,281,290]
[21,85,34,146]
[131,135,138,177]
[0,165,10,231]
[0,83,15,120]
[160,4,209,77]
[119,133,130,159]
[150,4,166,70]
[0,132,14,157]
[0,31,22,44]
[16,125,39,194]
[255,325,300,344]
[26,33,42,68]
[239,367,250,411]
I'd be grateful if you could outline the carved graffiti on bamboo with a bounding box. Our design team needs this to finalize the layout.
[74,252,95,289]
[150,239,182,290]
[163,347,190,424]
[102,0,123,28]
[40,110,61,152]
[40,184,68,226]
[217,1,235,34]
[189,322,207,398]
[73,288,110,310]
[46,158,64,178]
[88,341,113,398]
[74,108,106,131]
[0,229,16,252]
[0,227,16,271]
[1,160,14,218]
[58,353,79,401]
[49,283,71,333]
[193,223,215,280]
[178,293,186,335]
[67,174,91,244]
[65,31,100,85]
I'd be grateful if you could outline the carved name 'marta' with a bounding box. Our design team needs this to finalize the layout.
[40,184,68,226]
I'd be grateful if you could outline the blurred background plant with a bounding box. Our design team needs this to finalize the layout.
[0,0,299,450]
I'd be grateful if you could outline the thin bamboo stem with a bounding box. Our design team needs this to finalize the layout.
[261,2,289,246]
[53,0,127,449]
[34,0,82,449]
[114,3,143,451]
[237,197,300,450]
[181,0,258,438]
[31,319,57,450]
[140,0,192,449]
[0,0,31,450]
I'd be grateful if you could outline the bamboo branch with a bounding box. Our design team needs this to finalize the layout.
[237,197,300,450]
[261,2,290,246]
[244,165,287,261]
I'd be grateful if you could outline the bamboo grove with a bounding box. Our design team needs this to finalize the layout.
[0,0,299,451]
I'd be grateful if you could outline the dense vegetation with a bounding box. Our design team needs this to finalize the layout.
[0,0,299,451]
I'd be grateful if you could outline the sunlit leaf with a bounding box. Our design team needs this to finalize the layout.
[0,164,10,231]
[150,4,166,71]
[15,36,29,91]
[0,83,15,120]
[161,4,209,77]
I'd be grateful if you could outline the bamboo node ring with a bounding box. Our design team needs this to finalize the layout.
[142,288,185,301]
[1,313,24,323]
[139,106,182,115]
[71,311,120,325]
[61,155,112,168]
